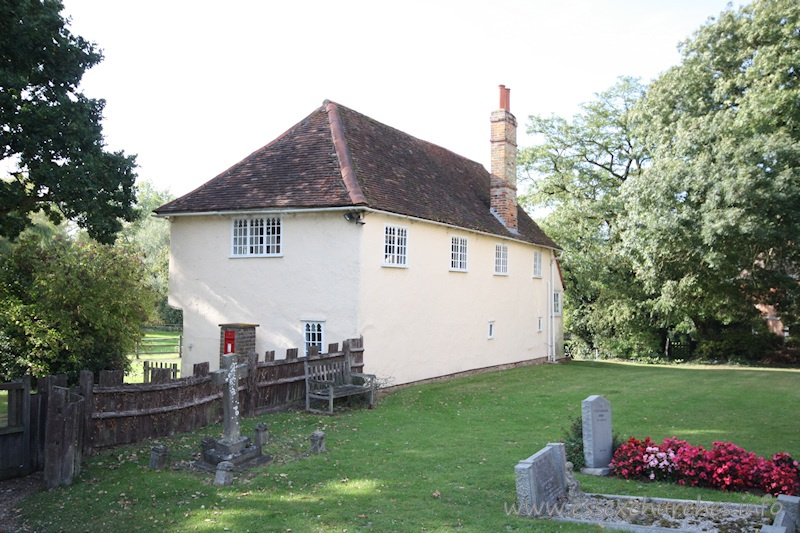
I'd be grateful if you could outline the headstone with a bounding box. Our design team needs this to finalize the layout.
[214,461,235,486]
[514,442,567,516]
[149,445,169,470]
[310,430,326,454]
[777,495,800,529]
[581,395,612,475]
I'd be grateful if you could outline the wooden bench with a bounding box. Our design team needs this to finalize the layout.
[304,357,376,415]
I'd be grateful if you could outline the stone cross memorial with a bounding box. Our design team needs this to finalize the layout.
[211,353,250,456]
[581,394,612,475]
[515,442,567,516]
[196,352,271,475]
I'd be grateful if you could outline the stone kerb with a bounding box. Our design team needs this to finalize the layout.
[581,394,612,475]
[515,442,567,517]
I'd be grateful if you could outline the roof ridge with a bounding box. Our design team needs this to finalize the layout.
[324,100,367,205]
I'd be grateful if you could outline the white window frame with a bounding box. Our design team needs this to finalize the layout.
[554,292,563,316]
[302,321,325,357]
[383,224,408,267]
[494,243,508,275]
[231,216,282,257]
[537,317,544,332]
[488,321,495,339]
[450,235,468,272]
[533,250,542,278]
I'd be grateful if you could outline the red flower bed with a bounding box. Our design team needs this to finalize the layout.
[610,437,799,496]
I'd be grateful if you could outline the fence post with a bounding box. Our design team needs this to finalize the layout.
[44,387,84,488]
[193,362,210,377]
[79,371,94,457]
[245,353,258,417]
[98,370,123,387]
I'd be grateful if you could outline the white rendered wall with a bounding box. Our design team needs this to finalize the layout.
[358,212,563,385]
[167,211,362,374]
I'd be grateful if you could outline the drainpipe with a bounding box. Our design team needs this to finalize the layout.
[547,251,556,363]
[546,279,552,361]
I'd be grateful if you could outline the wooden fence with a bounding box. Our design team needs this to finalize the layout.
[1,338,365,482]
[143,361,180,383]
[0,375,82,486]
[83,338,364,451]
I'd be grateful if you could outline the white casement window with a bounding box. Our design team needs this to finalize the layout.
[232,216,281,257]
[383,224,408,267]
[488,321,495,339]
[554,292,563,316]
[533,250,542,278]
[450,236,468,271]
[302,321,325,356]
[494,243,508,275]
[537,317,544,332]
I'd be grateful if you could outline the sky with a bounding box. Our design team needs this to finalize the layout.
[60,0,738,199]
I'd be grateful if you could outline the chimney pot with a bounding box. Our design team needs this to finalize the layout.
[498,85,511,111]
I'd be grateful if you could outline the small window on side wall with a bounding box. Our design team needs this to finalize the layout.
[494,244,508,275]
[303,321,325,356]
[450,236,468,271]
[488,321,495,339]
[383,224,408,267]
[553,292,563,316]
[537,317,544,332]
[533,250,542,278]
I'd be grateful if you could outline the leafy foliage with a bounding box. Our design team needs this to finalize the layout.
[519,77,662,358]
[120,180,181,325]
[522,0,800,360]
[0,236,157,382]
[560,415,586,470]
[621,0,800,346]
[0,0,137,243]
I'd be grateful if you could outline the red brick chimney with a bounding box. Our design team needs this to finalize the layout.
[490,84,518,231]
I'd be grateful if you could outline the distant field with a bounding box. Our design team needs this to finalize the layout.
[125,330,182,383]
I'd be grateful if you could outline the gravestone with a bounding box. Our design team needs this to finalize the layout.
[149,445,169,470]
[196,353,271,473]
[310,430,326,454]
[581,395,612,475]
[211,353,249,455]
[515,443,567,516]
[214,461,235,486]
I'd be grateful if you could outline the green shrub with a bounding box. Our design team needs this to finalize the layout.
[694,326,783,363]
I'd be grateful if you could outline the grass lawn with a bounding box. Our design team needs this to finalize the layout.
[126,331,182,383]
[18,360,800,532]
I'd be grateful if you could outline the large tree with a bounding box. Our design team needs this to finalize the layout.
[0,0,137,243]
[120,180,181,325]
[519,77,658,357]
[622,0,800,345]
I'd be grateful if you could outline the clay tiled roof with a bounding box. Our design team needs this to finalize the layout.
[155,101,559,249]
